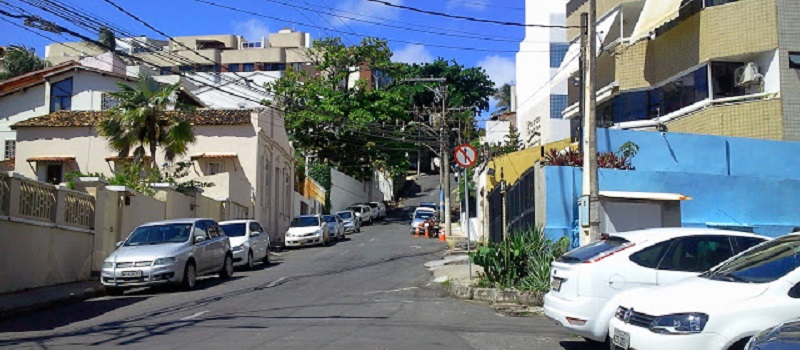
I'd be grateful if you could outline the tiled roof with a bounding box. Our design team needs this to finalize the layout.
[12,109,254,129]
[26,156,76,162]
[190,152,238,160]
[0,62,134,97]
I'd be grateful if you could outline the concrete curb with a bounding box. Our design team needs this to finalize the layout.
[443,280,544,307]
[0,285,107,320]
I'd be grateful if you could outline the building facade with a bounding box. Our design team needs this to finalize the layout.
[516,0,571,148]
[564,0,800,141]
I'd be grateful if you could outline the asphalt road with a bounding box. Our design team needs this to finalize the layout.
[0,175,590,350]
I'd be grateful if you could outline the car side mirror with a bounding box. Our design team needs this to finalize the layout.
[194,236,206,244]
[115,241,123,248]
[790,282,800,298]
[251,232,260,237]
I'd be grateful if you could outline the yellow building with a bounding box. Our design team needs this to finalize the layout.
[561,0,800,141]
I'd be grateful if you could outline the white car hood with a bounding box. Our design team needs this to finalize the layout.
[110,244,183,262]
[287,227,320,235]
[622,276,769,315]
[228,236,248,247]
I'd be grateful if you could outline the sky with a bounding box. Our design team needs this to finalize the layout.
[0,0,530,120]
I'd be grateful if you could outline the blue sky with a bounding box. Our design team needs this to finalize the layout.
[2,0,528,116]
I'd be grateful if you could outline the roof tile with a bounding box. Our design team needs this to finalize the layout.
[12,109,254,128]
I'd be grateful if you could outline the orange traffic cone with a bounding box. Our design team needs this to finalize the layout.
[415,226,420,238]
[439,230,446,242]
[424,226,430,238]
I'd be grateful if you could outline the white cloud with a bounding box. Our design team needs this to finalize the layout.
[393,44,434,64]
[234,19,270,41]
[334,0,403,25]
[477,55,515,87]
[445,0,487,11]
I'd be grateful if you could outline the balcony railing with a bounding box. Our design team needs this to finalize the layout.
[2,173,95,231]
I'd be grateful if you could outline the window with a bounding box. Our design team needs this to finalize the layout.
[160,67,173,75]
[250,222,264,233]
[556,236,631,264]
[658,236,734,273]
[734,236,767,254]
[228,63,240,72]
[651,65,709,116]
[630,241,672,268]
[710,62,746,99]
[708,235,800,284]
[43,164,63,185]
[208,162,225,175]
[242,42,262,49]
[789,52,800,70]
[4,140,15,160]
[206,221,220,237]
[705,0,739,7]
[550,95,568,119]
[550,43,570,68]
[50,78,73,112]
[265,63,286,71]
[179,65,195,73]
[242,63,255,72]
[193,221,208,240]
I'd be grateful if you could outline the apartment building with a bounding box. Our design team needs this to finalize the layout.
[562,0,800,141]
[45,28,311,75]
[516,0,571,148]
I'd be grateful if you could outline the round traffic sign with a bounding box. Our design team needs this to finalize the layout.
[454,144,477,168]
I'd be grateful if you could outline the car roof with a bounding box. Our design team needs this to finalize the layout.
[336,210,354,213]
[415,207,435,212]
[611,227,769,244]
[139,218,211,226]
[219,219,254,224]
[294,215,321,218]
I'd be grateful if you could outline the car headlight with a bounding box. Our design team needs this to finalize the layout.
[315,229,322,235]
[649,313,709,334]
[103,261,114,268]
[232,245,244,252]
[153,257,177,266]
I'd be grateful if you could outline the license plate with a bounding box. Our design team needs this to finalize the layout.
[550,277,563,292]
[613,329,630,350]
[121,271,142,277]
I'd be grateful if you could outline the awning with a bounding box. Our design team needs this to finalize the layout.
[553,8,621,84]
[630,0,683,43]
[104,155,151,162]
[600,191,692,201]
[190,152,238,160]
[26,156,75,162]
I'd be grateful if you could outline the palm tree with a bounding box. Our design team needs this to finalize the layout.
[0,45,50,81]
[493,83,513,110]
[98,73,196,172]
[85,27,116,52]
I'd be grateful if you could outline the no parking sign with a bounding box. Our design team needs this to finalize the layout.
[454,144,477,168]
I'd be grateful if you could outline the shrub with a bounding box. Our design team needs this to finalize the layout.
[470,227,570,292]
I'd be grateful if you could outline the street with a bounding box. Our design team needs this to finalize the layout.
[0,177,584,350]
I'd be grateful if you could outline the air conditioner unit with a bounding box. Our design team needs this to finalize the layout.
[735,62,763,87]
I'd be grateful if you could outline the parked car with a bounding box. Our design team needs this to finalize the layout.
[745,318,800,350]
[347,204,373,224]
[322,214,344,241]
[409,208,437,235]
[285,215,330,247]
[336,210,361,234]
[370,201,387,220]
[419,202,438,211]
[219,220,270,270]
[544,227,768,344]
[101,218,234,295]
[609,233,800,350]
[354,202,380,222]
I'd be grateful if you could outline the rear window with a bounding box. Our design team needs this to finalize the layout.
[337,212,352,219]
[557,236,631,264]
[220,223,246,237]
[368,203,378,208]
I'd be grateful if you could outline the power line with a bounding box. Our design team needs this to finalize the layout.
[365,0,581,28]
[437,0,525,11]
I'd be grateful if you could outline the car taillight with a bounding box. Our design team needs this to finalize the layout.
[583,242,636,264]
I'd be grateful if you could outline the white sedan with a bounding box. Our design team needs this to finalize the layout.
[610,233,800,350]
[285,215,330,247]
[220,220,270,269]
[544,227,767,344]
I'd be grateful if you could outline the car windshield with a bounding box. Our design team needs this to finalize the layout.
[291,217,320,227]
[323,215,336,223]
[420,202,436,209]
[220,223,246,237]
[703,235,800,283]
[414,212,434,220]
[368,203,378,208]
[556,236,631,264]
[124,223,192,246]
[337,212,353,219]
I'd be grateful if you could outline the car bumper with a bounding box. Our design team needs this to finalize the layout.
[543,293,608,341]
[232,249,247,266]
[609,317,728,350]
[343,223,356,232]
[101,264,181,287]
[285,235,323,247]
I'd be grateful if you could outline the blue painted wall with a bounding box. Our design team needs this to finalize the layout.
[543,129,800,241]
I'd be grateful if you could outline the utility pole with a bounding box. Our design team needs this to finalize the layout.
[441,86,452,242]
[581,0,600,244]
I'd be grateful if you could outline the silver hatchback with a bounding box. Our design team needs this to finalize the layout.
[101,218,233,295]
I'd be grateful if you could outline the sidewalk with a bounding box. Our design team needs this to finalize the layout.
[0,281,106,320]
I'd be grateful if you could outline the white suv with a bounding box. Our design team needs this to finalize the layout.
[544,228,767,344]
[610,233,800,350]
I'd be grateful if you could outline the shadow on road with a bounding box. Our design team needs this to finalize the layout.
[0,296,149,333]
[559,340,606,350]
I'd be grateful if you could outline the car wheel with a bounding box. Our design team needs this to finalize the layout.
[182,262,197,291]
[105,287,125,296]
[246,251,254,270]
[262,250,270,265]
[219,254,234,279]
[323,233,331,246]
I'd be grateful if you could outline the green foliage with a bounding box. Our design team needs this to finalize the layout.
[85,27,116,52]
[470,227,570,292]
[0,45,50,81]
[97,73,196,170]
[618,141,640,158]
[64,161,213,196]
[308,163,332,213]
[493,83,513,110]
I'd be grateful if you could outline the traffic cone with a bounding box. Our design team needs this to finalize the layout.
[439,230,446,242]
[415,226,420,238]
[424,226,430,238]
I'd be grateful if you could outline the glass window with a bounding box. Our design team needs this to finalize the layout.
[124,223,193,246]
[707,235,800,284]
[734,236,767,254]
[705,0,740,7]
[206,222,220,237]
[652,65,709,116]
[550,42,570,68]
[44,164,63,184]
[550,94,568,119]
[291,216,320,227]
[711,62,746,99]
[221,223,246,237]
[337,211,353,219]
[323,215,336,223]
[658,236,734,273]
[228,63,240,72]
[243,63,255,72]
[613,91,650,123]
[208,162,224,175]
[193,221,208,240]
[50,78,73,112]
[790,53,800,69]
[4,140,15,160]
[179,65,195,73]
[160,67,173,75]
[630,241,672,269]
[557,236,631,264]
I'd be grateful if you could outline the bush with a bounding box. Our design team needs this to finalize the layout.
[470,227,570,292]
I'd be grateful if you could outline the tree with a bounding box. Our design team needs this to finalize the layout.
[494,83,513,110]
[503,124,522,153]
[0,45,50,81]
[97,73,196,171]
[96,27,117,52]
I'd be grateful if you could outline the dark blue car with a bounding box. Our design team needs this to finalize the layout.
[747,319,800,349]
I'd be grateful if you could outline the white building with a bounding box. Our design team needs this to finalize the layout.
[516,0,571,148]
